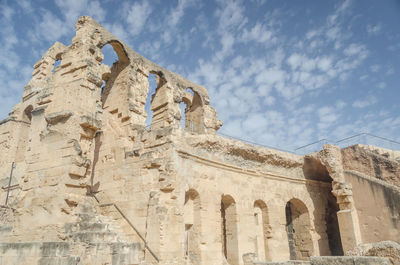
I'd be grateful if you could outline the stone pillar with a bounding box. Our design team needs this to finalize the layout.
[318,144,362,253]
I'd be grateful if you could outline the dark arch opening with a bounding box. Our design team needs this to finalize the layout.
[221,194,239,265]
[285,199,314,260]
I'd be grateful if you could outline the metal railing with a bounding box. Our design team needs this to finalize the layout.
[91,193,159,263]
[4,162,15,206]
[118,114,400,156]
[217,131,295,154]
[295,133,400,155]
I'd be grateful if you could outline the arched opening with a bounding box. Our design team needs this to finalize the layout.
[101,44,119,66]
[325,195,343,255]
[144,72,167,130]
[52,53,62,75]
[100,41,130,118]
[302,156,343,256]
[179,101,188,130]
[180,88,204,133]
[184,189,201,264]
[99,44,118,96]
[285,199,314,260]
[221,194,239,265]
[52,60,61,74]
[145,74,157,127]
[15,105,33,162]
[253,200,271,261]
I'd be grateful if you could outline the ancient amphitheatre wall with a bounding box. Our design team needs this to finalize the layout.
[0,16,398,265]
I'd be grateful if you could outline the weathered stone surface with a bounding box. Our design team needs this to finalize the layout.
[311,256,391,265]
[347,241,400,265]
[342,144,400,187]
[0,16,399,265]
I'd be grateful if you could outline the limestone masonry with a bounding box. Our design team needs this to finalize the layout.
[0,16,399,265]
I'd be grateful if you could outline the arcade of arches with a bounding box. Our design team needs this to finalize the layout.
[0,16,398,265]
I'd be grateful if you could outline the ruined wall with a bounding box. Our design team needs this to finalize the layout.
[342,144,400,187]
[165,134,341,264]
[339,145,400,245]
[0,16,399,265]
[344,171,400,244]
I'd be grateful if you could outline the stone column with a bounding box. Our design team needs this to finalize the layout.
[318,144,362,253]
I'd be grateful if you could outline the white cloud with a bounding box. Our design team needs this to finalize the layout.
[287,53,302,69]
[168,0,193,27]
[35,11,70,42]
[343,43,366,56]
[366,23,381,35]
[16,0,33,13]
[352,96,377,108]
[55,0,107,25]
[306,30,320,40]
[317,106,340,130]
[369,64,380,72]
[103,23,129,41]
[317,57,333,72]
[0,5,14,21]
[241,23,273,43]
[336,100,347,109]
[255,68,285,86]
[377,82,386,89]
[217,32,235,59]
[326,26,341,41]
[124,0,152,36]
[215,0,247,32]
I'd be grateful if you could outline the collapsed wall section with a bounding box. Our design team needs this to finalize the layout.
[0,15,399,265]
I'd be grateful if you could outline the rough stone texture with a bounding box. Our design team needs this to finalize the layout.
[342,144,400,187]
[344,171,400,245]
[0,16,399,265]
[244,255,391,265]
[347,241,400,265]
[310,256,391,265]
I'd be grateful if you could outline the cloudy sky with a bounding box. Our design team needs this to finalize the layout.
[1,0,399,153]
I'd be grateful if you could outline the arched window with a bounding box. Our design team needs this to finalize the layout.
[145,74,157,127]
[15,105,33,162]
[184,189,201,264]
[285,198,314,260]
[180,88,204,133]
[221,195,239,265]
[100,42,129,119]
[52,59,61,75]
[179,101,188,130]
[253,200,270,261]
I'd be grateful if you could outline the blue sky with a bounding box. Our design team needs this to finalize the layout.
[0,0,399,152]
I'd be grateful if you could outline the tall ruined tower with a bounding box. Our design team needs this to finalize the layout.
[0,17,399,265]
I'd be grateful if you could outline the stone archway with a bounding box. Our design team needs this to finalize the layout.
[285,198,314,260]
[221,194,239,265]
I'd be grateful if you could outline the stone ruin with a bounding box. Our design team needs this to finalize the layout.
[0,16,399,265]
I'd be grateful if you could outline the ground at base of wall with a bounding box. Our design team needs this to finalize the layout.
[347,241,400,265]
[251,256,391,265]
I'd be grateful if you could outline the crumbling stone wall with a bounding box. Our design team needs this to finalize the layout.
[0,16,399,265]
[342,144,400,187]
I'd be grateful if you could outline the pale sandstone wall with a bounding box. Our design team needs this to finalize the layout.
[344,171,400,244]
[0,15,399,265]
[167,133,339,264]
[342,144,400,187]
